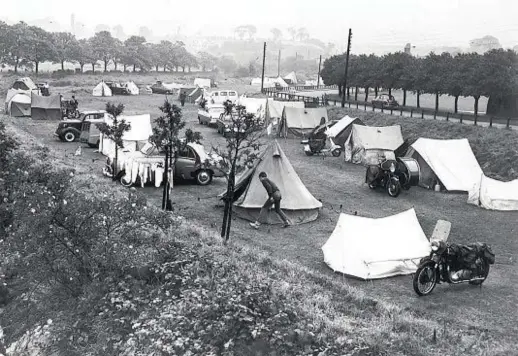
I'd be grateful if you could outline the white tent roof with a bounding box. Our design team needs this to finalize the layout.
[10,93,31,104]
[104,114,153,141]
[13,77,37,90]
[238,96,267,119]
[468,175,518,211]
[283,71,298,84]
[411,138,483,192]
[92,81,112,97]
[325,115,358,138]
[194,78,211,88]
[274,77,289,88]
[266,99,305,120]
[349,124,404,151]
[322,208,431,280]
[125,81,139,95]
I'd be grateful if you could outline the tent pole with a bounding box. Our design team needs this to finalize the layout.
[261,42,267,93]
[341,29,352,108]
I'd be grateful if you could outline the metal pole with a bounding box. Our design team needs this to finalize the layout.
[261,42,266,92]
[317,55,322,89]
[341,28,352,108]
[278,49,281,77]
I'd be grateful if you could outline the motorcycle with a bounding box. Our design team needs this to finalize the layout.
[301,137,341,157]
[413,240,495,296]
[365,157,419,197]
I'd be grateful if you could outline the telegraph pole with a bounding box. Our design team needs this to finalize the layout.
[261,42,266,93]
[341,28,352,108]
[317,55,322,88]
[277,49,281,77]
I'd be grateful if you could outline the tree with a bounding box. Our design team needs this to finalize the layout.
[112,24,126,41]
[198,51,217,72]
[73,39,96,73]
[234,26,247,40]
[245,25,257,39]
[271,28,282,42]
[52,32,80,71]
[287,27,297,41]
[296,28,310,41]
[149,101,202,211]
[421,52,451,111]
[25,26,56,74]
[90,31,116,71]
[111,38,124,71]
[445,54,469,113]
[218,56,238,74]
[211,101,263,243]
[123,35,148,72]
[96,103,130,181]
[3,22,34,72]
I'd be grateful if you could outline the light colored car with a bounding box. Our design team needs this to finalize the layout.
[372,94,399,108]
[198,104,225,126]
[208,90,238,104]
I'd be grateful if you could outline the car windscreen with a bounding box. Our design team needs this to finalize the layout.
[220,91,228,96]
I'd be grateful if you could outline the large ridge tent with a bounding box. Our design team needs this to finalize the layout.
[125,81,140,95]
[238,97,268,119]
[6,91,31,117]
[325,115,364,148]
[405,138,483,191]
[99,114,153,160]
[278,107,328,138]
[344,124,404,165]
[468,175,518,211]
[265,99,305,126]
[283,71,298,85]
[92,81,113,97]
[12,77,38,91]
[31,93,61,120]
[221,141,322,225]
[322,208,431,280]
[194,78,212,88]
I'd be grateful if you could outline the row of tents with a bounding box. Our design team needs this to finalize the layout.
[250,72,324,88]
[92,81,140,97]
[4,91,62,120]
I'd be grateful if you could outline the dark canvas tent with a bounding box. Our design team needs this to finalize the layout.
[187,87,204,103]
[220,141,322,225]
[278,107,328,138]
[31,93,61,120]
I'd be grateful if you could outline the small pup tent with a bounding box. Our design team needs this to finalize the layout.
[6,92,31,117]
[468,175,518,211]
[405,138,483,191]
[125,81,140,95]
[92,81,113,97]
[279,107,329,138]
[221,141,322,225]
[99,114,153,158]
[283,71,298,85]
[344,124,404,165]
[194,78,212,88]
[325,115,364,148]
[31,93,61,120]
[322,208,431,280]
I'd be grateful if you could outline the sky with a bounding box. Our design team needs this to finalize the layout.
[2,0,518,54]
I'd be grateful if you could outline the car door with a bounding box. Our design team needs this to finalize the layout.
[174,146,197,179]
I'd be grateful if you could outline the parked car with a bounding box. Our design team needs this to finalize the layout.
[150,81,174,94]
[105,81,131,95]
[216,116,247,137]
[371,94,399,108]
[198,104,225,126]
[55,110,107,142]
[208,90,239,104]
[36,83,50,96]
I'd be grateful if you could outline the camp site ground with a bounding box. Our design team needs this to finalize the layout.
[2,74,518,346]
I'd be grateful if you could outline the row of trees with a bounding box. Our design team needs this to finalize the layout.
[0,21,217,74]
[321,49,518,115]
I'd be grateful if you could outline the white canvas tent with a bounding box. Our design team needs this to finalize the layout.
[125,81,139,95]
[238,96,268,119]
[99,114,153,158]
[265,99,305,125]
[344,124,404,165]
[250,77,264,86]
[6,92,32,117]
[405,138,483,191]
[12,77,38,91]
[220,141,322,224]
[283,71,298,84]
[194,78,211,88]
[325,115,365,148]
[278,107,328,138]
[468,175,518,211]
[273,76,289,88]
[305,77,324,86]
[92,81,113,97]
[322,208,431,280]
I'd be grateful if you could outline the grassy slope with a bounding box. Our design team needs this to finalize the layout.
[328,107,518,181]
[2,120,513,355]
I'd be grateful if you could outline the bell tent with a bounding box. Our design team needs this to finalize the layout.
[325,115,365,148]
[99,114,153,159]
[283,71,298,85]
[31,93,61,120]
[322,208,431,280]
[279,107,329,138]
[405,138,483,191]
[92,81,113,97]
[344,124,404,165]
[221,141,322,225]
[6,92,31,117]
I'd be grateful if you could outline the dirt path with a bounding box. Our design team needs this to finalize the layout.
[6,100,518,344]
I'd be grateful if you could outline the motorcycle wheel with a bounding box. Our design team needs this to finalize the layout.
[331,148,341,157]
[469,261,490,285]
[386,177,401,197]
[413,261,438,296]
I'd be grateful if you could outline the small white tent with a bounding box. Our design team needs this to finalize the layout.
[99,114,153,158]
[344,124,404,165]
[6,92,31,117]
[283,71,298,85]
[273,77,289,88]
[92,81,113,97]
[265,99,305,125]
[322,208,431,280]
[468,175,518,211]
[406,138,483,191]
[238,96,268,119]
[194,78,211,88]
[125,81,140,95]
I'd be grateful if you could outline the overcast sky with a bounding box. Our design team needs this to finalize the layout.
[2,0,517,53]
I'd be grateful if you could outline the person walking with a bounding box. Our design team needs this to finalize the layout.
[180,91,186,107]
[250,172,291,229]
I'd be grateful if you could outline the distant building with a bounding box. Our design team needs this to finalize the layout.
[404,43,412,55]
[468,35,502,54]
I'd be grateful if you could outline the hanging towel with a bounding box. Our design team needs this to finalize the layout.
[155,166,164,187]
[131,159,139,184]
[139,163,146,188]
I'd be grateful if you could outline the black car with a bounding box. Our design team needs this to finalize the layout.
[150,81,174,94]
[54,110,107,142]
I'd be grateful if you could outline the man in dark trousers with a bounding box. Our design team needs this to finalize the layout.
[179,91,186,107]
[250,171,291,229]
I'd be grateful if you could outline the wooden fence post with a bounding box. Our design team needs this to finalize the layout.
[474,114,478,126]
[489,117,493,127]
[433,111,437,120]
[507,117,511,128]
[460,114,463,123]
[410,109,413,118]
[446,112,449,121]
[421,111,424,119]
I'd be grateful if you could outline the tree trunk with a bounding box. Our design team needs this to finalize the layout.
[80,63,84,73]
[454,95,459,113]
[163,64,167,72]
[338,85,342,96]
[182,66,186,73]
[104,60,108,72]
[123,64,127,72]
[14,57,19,73]
[113,146,118,182]
[346,87,350,100]
[364,87,369,101]
[388,88,392,96]
[354,86,358,101]
[61,60,65,71]
[92,63,95,72]
[403,89,407,106]
[374,87,379,97]
[416,91,421,108]
[162,148,169,210]
[435,92,439,112]
[114,61,118,71]
[133,64,136,72]
[188,66,191,73]
[35,61,39,74]
[474,96,480,117]
[156,64,159,72]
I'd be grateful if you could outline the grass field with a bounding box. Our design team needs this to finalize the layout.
[2,72,518,354]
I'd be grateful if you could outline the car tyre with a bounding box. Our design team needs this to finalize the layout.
[195,170,213,186]
[331,148,341,157]
[63,130,78,142]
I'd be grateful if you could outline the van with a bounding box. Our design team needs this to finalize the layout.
[208,90,238,104]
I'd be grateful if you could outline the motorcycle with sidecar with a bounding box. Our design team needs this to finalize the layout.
[365,156,420,197]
